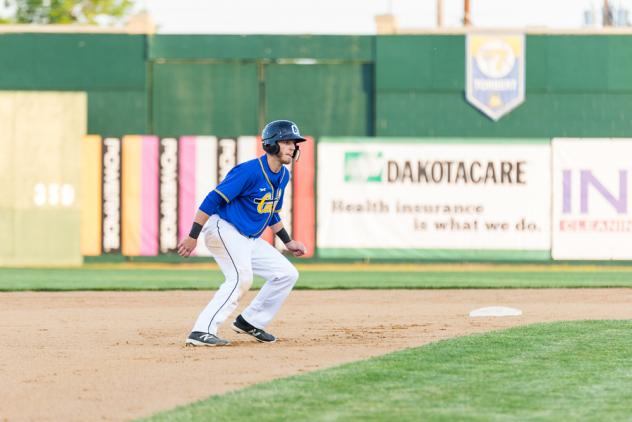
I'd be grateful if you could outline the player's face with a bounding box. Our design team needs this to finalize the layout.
[277,140,297,164]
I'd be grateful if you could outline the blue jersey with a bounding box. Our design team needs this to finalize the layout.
[200,155,290,238]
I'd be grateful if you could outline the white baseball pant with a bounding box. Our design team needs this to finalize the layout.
[191,214,299,335]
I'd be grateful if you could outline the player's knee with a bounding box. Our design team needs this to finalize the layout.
[285,265,299,285]
[237,269,254,293]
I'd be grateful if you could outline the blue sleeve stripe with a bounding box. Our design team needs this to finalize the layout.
[214,188,230,203]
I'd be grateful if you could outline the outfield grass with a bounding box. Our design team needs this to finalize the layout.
[2,265,632,290]
[142,320,632,421]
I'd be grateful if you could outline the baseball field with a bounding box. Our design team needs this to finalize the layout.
[2,263,632,421]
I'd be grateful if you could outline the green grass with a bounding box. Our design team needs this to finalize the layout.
[0,267,221,290]
[2,266,632,290]
[142,320,632,421]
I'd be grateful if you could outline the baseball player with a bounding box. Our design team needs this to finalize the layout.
[178,120,307,346]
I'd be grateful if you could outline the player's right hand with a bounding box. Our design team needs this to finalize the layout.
[177,237,198,257]
[285,240,307,257]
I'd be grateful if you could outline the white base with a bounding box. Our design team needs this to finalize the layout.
[469,306,522,317]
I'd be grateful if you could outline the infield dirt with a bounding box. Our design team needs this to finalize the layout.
[2,289,632,421]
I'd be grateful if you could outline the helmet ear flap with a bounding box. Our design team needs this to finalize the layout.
[263,142,280,155]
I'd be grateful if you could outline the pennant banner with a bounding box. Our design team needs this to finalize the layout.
[466,33,525,121]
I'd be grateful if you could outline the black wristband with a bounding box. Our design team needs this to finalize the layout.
[276,228,292,244]
[189,222,203,239]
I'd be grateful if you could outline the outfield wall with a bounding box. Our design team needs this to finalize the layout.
[77,135,632,262]
[79,135,316,259]
[317,138,551,260]
[3,33,632,139]
[375,35,632,138]
[0,34,147,136]
[552,139,632,260]
[4,33,632,263]
[0,92,85,266]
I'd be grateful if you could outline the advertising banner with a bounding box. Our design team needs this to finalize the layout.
[177,136,257,256]
[317,138,550,260]
[466,33,525,121]
[290,137,316,258]
[552,138,632,260]
[121,136,159,256]
[80,135,102,256]
[80,133,315,258]
[159,137,180,254]
[178,136,217,256]
[102,137,122,254]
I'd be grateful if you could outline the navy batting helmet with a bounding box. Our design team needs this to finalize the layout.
[261,120,306,156]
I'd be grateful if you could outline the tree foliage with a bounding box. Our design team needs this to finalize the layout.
[2,0,134,25]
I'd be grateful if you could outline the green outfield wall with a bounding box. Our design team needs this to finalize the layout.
[375,35,632,137]
[0,34,147,136]
[3,32,632,262]
[148,35,374,138]
[2,33,631,138]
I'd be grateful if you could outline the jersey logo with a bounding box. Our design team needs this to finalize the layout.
[254,189,282,214]
[259,187,267,191]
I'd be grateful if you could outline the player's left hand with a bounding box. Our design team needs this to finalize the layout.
[285,240,307,257]
[177,237,198,258]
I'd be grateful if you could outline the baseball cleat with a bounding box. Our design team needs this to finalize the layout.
[185,331,230,347]
[232,314,277,343]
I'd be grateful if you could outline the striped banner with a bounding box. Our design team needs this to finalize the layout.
[237,137,257,164]
[274,164,293,250]
[121,135,160,256]
[159,138,179,254]
[292,137,315,258]
[84,134,314,257]
[179,136,217,256]
[265,137,315,257]
[178,136,258,256]
[102,137,121,254]
[80,135,102,256]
